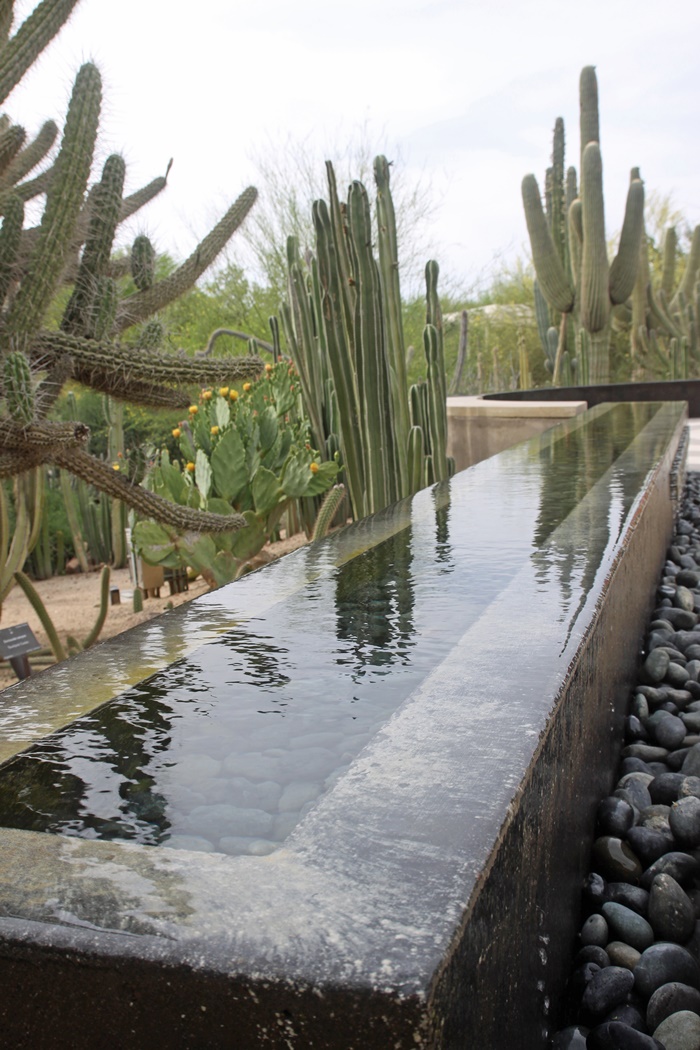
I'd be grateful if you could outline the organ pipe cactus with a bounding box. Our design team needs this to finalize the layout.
[279,157,451,521]
[522,66,645,384]
[0,1,262,596]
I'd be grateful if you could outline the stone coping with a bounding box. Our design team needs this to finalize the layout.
[447,394,587,418]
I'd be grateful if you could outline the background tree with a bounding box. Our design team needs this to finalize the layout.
[233,123,444,307]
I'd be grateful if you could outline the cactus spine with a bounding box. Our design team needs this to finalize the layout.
[522,66,645,383]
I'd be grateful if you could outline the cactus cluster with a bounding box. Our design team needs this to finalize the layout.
[0,0,262,570]
[522,66,645,384]
[279,156,452,521]
[624,223,700,379]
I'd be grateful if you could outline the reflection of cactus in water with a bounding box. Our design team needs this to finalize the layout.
[0,673,177,844]
[335,525,415,676]
[532,404,665,615]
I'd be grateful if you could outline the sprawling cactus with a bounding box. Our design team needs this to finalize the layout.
[522,66,645,384]
[0,2,262,557]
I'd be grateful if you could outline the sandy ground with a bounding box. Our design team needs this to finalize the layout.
[0,533,309,691]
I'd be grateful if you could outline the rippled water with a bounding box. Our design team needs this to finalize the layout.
[0,401,675,856]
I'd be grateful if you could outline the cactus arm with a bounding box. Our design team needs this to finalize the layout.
[522,174,574,313]
[62,153,125,335]
[285,237,326,450]
[59,468,89,572]
[311,484,346,542]
[3,349,35,425]
[115,187,257,331]
[347,179,391,513]
[579,66,600,157]
[0,119,57,190]
[311,201,366,520]
[661,227,678,301]
[81,564,110,648]
[5,63,101,346]
[424,261,448,481]
[0,479,29,602]
[374,154,410,494]
[13,569,67,661]
[0,164,53,217]
[673,225,700,309]
[630,226,650,362]
[324,161,356,338]
[117,171,169,225]
[407,425,424,494]
[0,0,82,106]
[130,234,155,290]
[0,1,13,45]
[565,167,578,214]
[32,329,264,387]
[51,445,246,534]
[423,324,448,482]
[0,191,21,309]
[608,175,644,305]
[579,142,610,333]
[68,368,190,409]
[448,310,469,395]
[549,118,567,269]
[0,124,25,175]
[203,328,276,356]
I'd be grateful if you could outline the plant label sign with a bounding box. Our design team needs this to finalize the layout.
[0,624,42,681]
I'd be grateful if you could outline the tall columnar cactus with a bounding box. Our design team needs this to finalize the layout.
[279,157,451,521]
[0,1,263,606]
[522,66,645,384]
[629,222,700,379]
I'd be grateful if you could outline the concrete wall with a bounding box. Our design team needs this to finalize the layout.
[447,395,587,472]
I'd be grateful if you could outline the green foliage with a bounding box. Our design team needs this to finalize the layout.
[133,362,338,586]
[158,262,278,354]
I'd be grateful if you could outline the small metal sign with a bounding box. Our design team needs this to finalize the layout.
[0,623,42,681]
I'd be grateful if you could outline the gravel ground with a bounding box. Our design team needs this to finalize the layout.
[553,471,700,1049]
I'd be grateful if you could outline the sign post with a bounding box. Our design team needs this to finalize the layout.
[0,623,42,681]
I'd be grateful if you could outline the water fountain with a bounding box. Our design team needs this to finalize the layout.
[0,401,687,1048]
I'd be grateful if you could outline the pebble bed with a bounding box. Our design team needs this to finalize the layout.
[553,471,700,1049]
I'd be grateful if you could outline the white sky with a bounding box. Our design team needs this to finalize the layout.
[5,0,700,297]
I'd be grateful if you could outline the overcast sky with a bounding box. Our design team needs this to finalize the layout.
[5,0,700,297]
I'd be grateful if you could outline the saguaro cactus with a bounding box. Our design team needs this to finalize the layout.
[0,1,263,575]
[522,66,645,384]
[629,222,700,379]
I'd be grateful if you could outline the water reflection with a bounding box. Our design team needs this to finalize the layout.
[532,403,667,607]
[0,494,473,856]
[335,525,415,677]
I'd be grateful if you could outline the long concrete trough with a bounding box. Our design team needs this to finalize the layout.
[0,401,689,1048]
